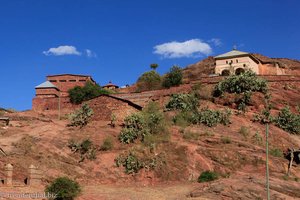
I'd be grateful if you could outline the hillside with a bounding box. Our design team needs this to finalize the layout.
[182,53,300,82]
[0,79,300,199]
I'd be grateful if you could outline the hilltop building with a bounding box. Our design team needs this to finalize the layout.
[102,81,119,90]
[32,74,95,111]
[214,49,285,76]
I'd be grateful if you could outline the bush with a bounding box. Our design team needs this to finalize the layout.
[68,104,93,128]
[221,136,231,144]
[274,106,300,134]
[166,93,199,112]
[100,137,114,151]
[69,81,110,104]
[239,126,250,139]
[198,171,218,183]
[162,65,183,88]
[213,70,267,112]
[190,108,231,127]
[45,177,81,200]
[136,70,161,91]
[115,152,144,174]
[213,70,267,97]
[118,102,167,144]
[68,139,97,161]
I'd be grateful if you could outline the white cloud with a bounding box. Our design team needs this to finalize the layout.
[43,45,81,56]
[153,39,212,58]
[85,49,97,58]
[209,38,222,47]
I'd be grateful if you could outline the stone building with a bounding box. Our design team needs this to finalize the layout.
[102,81,119,90]
[214,49,285,76]
[32,74,95,111]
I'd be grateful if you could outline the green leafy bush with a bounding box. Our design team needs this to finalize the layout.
[166,93,199,112]
[118,102,167,144]
[162,65,183,88]
[198,171,218,183]
[45,177,81,200]
[190,108,231,127]
[68,103,93,128]
[68,81,110,104]
[115,152,144,174]
[100,137,114,151]
[68,139,97,161]
[136,70,161,91]
[213,70,267,97]
[274,106,300,134]
[270,148,283,157]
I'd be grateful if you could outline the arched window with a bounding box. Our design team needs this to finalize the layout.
[221,69,230,76]
[235,68,245,75]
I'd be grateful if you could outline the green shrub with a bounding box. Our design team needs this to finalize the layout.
[68,139,97,161]
[172,111,192,127]
[69,81,110,104]
[115,152,144,174]
[118,102,167,144]
[162,65,183,88]
[198,171,218,183]
[45,177,81,200]
[68,103,93,128]
[166,93,199,112]
[182,131,200,140]
[100,137,114,151]
[270,148,283,157]
[190,108,231,127]
[239,126,250,139]
[136,70,161,91]
[274,106,300,134]
[213,70,267,97]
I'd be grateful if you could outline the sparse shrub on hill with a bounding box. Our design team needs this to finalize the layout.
[198,171,219,183]
[100,137,114,151]
[68,139,97,161]
[213,70,267,112]
[190,108,232,127]
[45,176,81,200]
[166,93,199,112]
[162,65,183,88]
[68,81,110,104]
[274,106,300,134]
[136,70,162,91]
[118,102,167,144]
[68,103,93,128]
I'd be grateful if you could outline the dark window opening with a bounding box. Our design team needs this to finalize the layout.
[235,68,245,75]
[50,80,57,82]
[69,80,76,82]
[226,61,228,64]
[221,70,230,76]
[59,80,66,82]
[236,59,238,63]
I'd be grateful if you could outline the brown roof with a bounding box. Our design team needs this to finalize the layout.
[103,81,119,88]
[46,74,96,83]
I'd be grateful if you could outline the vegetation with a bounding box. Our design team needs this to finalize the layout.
[68,139,97,161]
[274,106,300,134]
[118,102,167,144]
[213,70,267,112]
[150,63,159,70]
[221,136,232,144]
[198,171,219,183]
[239,126,250,139]
[68,81,110,104]
[136,70,161,91]
[68,103,93,128]
[269,148,283,157]
[190,108,232,127]
[162,65,183,88]
[45,177,81,200]
[166,93,199,112]
[100,137,114,151]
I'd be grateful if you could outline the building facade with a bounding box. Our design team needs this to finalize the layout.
[214,49,286,76]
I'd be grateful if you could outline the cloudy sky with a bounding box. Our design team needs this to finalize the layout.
[0,0,299,110]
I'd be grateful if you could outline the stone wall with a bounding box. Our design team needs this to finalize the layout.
[86,95,141,122]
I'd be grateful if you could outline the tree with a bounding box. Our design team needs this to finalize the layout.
[68,81,110,104]
[68,103,93,128]
[136,70,161,91]
[150,63,158,70]
[162,65,183,88]
[45,177,81,200]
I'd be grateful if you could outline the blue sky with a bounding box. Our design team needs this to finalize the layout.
[0,0,299,110]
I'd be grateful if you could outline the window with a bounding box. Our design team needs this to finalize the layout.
[49,80,57,82]
[59,80,66,82]
[69,80,76,82]
[226,61,228,64]
[236,59,238,63]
